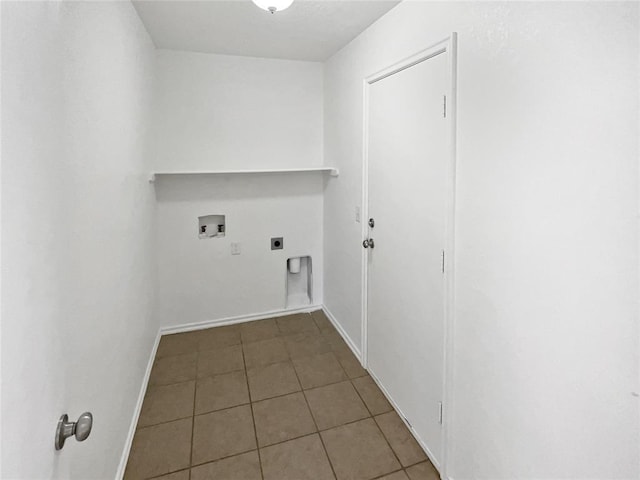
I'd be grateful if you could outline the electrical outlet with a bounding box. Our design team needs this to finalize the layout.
[271,237,283,250]
[231,242,241,255]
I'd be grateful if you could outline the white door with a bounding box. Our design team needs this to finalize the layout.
[366,51,448,464]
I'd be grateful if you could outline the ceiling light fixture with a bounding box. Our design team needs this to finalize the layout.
[251,0,293,14]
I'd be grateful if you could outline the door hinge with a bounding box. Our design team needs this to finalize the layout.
[443,95,447,118]
[441,250,445,273]
[438,402,443,424]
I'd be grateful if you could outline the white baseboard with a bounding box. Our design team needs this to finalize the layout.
[160,305,323,335]
[321,304,362,362]
[115,329,161,480]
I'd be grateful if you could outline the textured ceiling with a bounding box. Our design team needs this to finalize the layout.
[132,0,400,61]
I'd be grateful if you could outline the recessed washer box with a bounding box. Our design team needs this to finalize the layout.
[286,256,312,308]
[199,215,225,239]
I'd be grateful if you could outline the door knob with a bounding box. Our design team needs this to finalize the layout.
[362,238,375,249]
[55,412,93,450]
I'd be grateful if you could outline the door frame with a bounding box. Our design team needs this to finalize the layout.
[360,33,458,477]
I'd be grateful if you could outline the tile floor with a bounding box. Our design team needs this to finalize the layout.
[124,310,439,480]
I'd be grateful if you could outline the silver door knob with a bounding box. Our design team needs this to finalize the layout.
[55,412,93,450]
[362,239,375,249]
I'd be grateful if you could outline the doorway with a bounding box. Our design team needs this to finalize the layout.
[361,35,457,475]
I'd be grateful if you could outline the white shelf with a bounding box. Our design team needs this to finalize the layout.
[149,167,339,182]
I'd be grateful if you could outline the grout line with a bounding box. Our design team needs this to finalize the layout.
[370,469,406,480]
[310,422,338,480]
[137,398,253,430]
[188,447,258,471]
[332,349,350,383]
[310,310,339,335]
[259,430,317,451]
[310,310,322,331]
[290,354,338,480]
[189,351,199,472]
[257,431,319,453]
[194,400,252,417]
[348,376,405,468]
[371,413,404,470]
[403,459,429,469]
[350,377,375,417]
[145,377,196,392]
[151,364,245,388]
[135,414,194,431]
[318,415,373,434]
[146,466,191,480]
[242,342,265,480]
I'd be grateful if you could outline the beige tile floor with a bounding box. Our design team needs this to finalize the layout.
[125,310,440,480]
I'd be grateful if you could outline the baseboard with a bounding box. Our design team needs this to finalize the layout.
[321,304,362,362]
[367,369,444,477]
[115,329,161,480]
[160,305,323,335]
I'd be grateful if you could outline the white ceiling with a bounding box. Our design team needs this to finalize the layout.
[132,0,400,62]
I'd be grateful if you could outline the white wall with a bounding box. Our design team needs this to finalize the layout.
[153,50,323,171]
[1,2,157,478]
[155,173,323,326]
[152,51,325,327]
[323,2,639,478]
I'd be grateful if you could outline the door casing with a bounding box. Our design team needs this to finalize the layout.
[360,33,458,478]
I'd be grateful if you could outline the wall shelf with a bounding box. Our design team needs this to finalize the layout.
[149,167,339,183]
